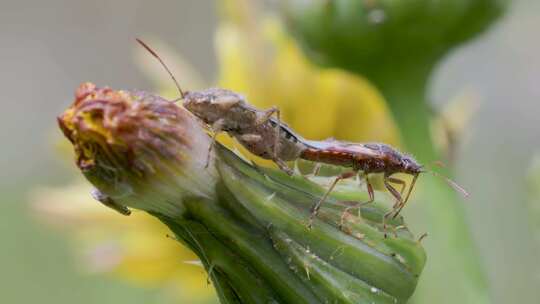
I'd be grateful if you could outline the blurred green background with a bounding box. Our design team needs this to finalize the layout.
[1,0,540,303]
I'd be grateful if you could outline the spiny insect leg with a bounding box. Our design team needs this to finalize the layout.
[339,175,374,229]
[308,170,357,229]
[311,163,322,176]
[382,210,394,238]
[261,106,295,175]
[359,175,374,207]
[389,225,408,238]
[386,176,407,196]
[275,158,294,175]
[269,107,281,164]
[383,177,405,238]
[302,163,322,180]
[254,106,279,157]
[384,177,404,209]
[255,106,278,125]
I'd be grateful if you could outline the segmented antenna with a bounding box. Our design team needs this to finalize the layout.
[426,161,469,198]
[135,38,185,99]
[431,160,446,168]
[392,169,468,219]
[427,170,470,198]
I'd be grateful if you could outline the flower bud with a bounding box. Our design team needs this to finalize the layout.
[58,82,218,218]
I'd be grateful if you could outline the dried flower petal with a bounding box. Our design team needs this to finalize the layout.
[58,82,218,217]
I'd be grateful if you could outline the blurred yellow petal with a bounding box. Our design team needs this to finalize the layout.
[432,89,481,162]
[217,18,399,144]
[30,181,216,302]
[215,18,398,169]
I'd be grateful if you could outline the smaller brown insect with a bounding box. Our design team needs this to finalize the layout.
[136,38,304,175]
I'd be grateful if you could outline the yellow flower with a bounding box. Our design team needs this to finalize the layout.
[216,17,398,145]
[431,89,481,163]
[213,1,399,180]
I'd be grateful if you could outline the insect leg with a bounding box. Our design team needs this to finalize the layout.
[359,175,374,207]
[270,107,281,162]
[275,158,294,175]
[238,132,293,175]
[311,163,322,176]
[339,175,374,229]
[300,163,322,181]
[382,176,404,238]
[382,211,393,238]
[386,176,407,196]
[255,106,278,125]
[384,176,403,209]
[392,173,419,218]
[308,170,357,229]
[254,106,279,156]
[205,119,226,168]
[256,106,294,175]
[91,188,131,216]
[390,225,408,238]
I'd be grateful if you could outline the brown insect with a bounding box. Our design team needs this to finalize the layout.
[136,39,468,234]
[301,140,468,229]
[182,88,308,175]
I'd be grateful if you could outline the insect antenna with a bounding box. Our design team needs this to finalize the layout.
[431,160,446,168]
[424,160,469,197]
[392,168,468,219]
[135,38,185,99]
[425,169,469,198]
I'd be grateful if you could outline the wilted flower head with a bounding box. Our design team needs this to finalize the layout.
[57,82,218,217]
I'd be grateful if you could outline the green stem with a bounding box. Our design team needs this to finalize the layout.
[364,62,491,304]
[157,215,281,304]
[183,190,320,304]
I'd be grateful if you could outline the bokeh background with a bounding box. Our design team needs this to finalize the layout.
[1,0,540,303]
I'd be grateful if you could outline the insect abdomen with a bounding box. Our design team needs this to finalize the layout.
[300,148,354,168]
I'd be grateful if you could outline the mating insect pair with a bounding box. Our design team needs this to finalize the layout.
[136,39,469,234]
